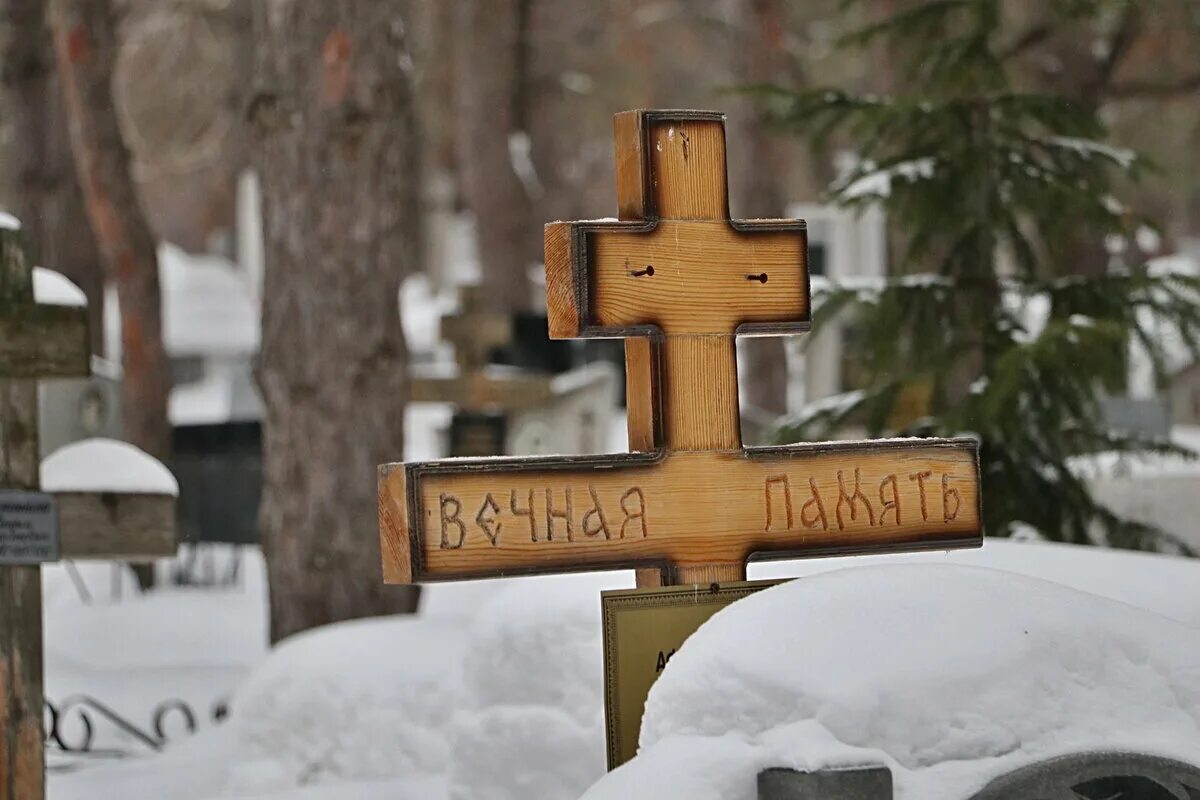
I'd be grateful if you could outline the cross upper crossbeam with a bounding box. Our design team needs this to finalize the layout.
[0,231,89,380]
[379,109,982,587]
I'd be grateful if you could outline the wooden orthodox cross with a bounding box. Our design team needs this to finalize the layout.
[379,109,981,589]
[0,222,175,800]
[411,284,554,456]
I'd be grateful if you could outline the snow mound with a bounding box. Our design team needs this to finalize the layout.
[222,616,466,794]
[32,266,87,307]
[41,437,178,495]
[584,564,1200,800]
[446,571,627,800]
[750,538,1200,630]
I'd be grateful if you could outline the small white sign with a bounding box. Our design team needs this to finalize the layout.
[0,491,58,564]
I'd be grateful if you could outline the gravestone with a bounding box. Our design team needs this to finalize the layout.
[378,108,983,767]
[0,221,176,800]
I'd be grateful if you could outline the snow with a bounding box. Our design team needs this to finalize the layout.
[32,267,87,307]
[839,159,935,200]
[160,243,260,356]
[1070,423,1200,480]
[751,538,1200,630]
[446,571,625,800]
[46,550,267,786]
[46,540,1200,800]
[0,210,20,230]
[220,617,467,795]
[107,243,260,362]
[169,359,263,426]
[400,272,457,359]
[583,564,1200,800]
[41,437,179,496]
[1045,136,1136,169]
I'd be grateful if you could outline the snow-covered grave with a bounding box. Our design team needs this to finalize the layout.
[585,564,1200,800]
[0,217,179,800]
[43,539,1200,800]
[40,438,178,560]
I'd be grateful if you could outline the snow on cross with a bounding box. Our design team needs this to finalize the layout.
[378,109,983,588]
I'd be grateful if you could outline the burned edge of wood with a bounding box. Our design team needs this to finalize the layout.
[0,305,90,378]
[544,218,811,341]
[379,437,982,584]
[614,109,728,221]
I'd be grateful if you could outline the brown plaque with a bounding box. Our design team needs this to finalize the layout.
[601,579,785,769]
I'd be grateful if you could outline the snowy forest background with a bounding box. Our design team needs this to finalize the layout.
[2,1,1200,797]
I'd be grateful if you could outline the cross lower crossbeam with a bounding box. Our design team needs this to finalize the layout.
[381,438,978,584]
[378,108,983,588]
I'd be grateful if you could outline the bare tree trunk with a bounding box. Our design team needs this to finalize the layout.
[50,0,170,457]
[3,0,104,351]
[727,0,792,418]
[456,0,536,313]
[253,1,421,643]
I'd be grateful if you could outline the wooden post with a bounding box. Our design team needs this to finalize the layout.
[0,222,176,799]
[0,224,49,800]
[379,109,983,589]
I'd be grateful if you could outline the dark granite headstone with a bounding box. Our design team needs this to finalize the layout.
[758,766,892,800]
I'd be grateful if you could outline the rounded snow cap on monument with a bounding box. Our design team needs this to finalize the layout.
[41,438,179,496]
[32,267,88,308]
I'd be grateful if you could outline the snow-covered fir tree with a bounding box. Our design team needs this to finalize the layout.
[763,0,1200,551]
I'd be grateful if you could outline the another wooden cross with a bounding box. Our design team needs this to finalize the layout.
[379,109,981,589]
[0,222,175,800]
[410,284,554,455]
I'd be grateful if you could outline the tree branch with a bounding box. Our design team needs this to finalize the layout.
[1107,70,1200,99]
[999,22,1056,61]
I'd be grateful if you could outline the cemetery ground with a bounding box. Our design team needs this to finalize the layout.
[43,528,1200,800]
[40,368,1200,799]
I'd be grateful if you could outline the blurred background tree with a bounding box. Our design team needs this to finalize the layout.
[766,0,1200,551]
[251,1,422,642]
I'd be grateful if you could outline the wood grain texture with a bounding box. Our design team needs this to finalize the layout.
[379,463,412,584]
[0,564,42,800]
[54,492,176,560]
[624,337,658,453]
[646,117,728,220]
[0,229,46,800]
[660,335,739,451]
[613,110,648,221]
[544,222,580,339]
[409,374,554,410]
[0,305,90,378]
[589,220,806,335]
[381,438,980,583]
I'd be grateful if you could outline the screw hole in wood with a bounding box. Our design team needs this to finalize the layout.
[747,272,768,283]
